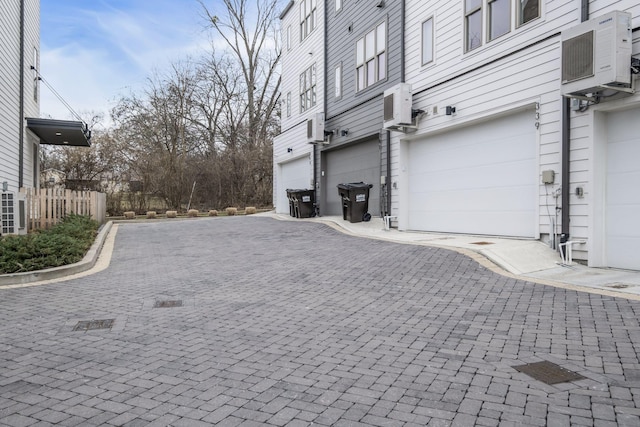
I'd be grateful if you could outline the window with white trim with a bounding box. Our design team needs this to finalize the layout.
[356,21,386,92]
[335,64,342,99]
[335,0,342,12]
[488,0,509,40]
[286,25,291,51]
[286,92,291,117]
[465,0,482,51]
[465,0,540,52]
[421,17,434,65]
[300,0,317,41]
[299,64,316,113]
[518,0,539,26]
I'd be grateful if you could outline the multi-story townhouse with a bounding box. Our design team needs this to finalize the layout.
[275,1,640,271]
[273,0,324,215]
[392,0,640,270]
[0,0,90,235]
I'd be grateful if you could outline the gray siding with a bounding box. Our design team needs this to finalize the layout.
[317,0,403,216]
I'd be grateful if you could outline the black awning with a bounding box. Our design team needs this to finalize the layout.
[26,118,91,147]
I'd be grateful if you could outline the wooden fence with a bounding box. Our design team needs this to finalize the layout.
[20,188,107,230]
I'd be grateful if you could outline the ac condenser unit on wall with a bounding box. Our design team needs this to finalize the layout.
[383,83,413,130]
[1,192,27,235]
[561,10,633,98]
[307,112,326,143]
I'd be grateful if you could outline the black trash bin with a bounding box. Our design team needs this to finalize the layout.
[337,182,373,223]
[286,189,315,218]
[285,189,296,217]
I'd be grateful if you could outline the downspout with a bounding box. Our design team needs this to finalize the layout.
[318,0,329,216]
[19,0,25,189]
[562,0,589,248]
[385,0,406,218]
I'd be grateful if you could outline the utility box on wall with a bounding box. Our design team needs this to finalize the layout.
[1,192,27,235]
[307,112,326,143]
[383,83,413,130]
[561,10,633,98]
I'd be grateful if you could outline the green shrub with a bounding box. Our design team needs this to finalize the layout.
[0,214,99,274]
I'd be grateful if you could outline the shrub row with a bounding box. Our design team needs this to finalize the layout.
[0,214,99,274]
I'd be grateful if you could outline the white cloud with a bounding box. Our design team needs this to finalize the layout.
[39,0,212,127]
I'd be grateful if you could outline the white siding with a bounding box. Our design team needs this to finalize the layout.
[0,0,22,191]
[273,0,324,209]
[0,0,40,191]
[391,0,640,264]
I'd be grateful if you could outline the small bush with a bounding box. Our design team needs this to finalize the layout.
[187,209,199,217]
[208,210,218,216]
[226,207,237,216]
[146,211,157,219]
[123,211,135,219]
[166,210,177,218]
[0,214,99,274]
[245,207,257,215]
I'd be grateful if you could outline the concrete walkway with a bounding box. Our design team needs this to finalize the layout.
[1,216,640,426]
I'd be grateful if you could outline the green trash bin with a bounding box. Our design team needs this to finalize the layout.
[337,182,373,223]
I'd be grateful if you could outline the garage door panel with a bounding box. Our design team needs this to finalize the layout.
[276,157,311,214]
[407,110,537,238]
[412,160,536,193]
[605,107,640,270]
[411,187,536,213]
[607,206,640,237]
[410,211,535,237]
[608,172,640,204]
[325,140,380,216]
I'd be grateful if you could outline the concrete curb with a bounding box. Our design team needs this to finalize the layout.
[0,221,113,286]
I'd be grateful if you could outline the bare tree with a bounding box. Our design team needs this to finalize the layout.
[200,0,281,206]
[112,62,203,209]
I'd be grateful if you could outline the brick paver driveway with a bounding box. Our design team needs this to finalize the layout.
[1,217,640,426]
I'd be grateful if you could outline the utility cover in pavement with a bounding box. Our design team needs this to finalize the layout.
[73,319,115,331]
[154,300,183,308]
[513,361,585,385]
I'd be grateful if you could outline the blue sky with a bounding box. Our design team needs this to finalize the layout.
[40,0,214,126]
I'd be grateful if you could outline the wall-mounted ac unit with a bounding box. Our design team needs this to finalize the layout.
[1,192,27,235]
[307,112,326,143]
[383,83,413,130]
[561,10,633,98]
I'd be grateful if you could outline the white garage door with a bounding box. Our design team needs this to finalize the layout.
[276,156,311,214]
[606,108,640,270]
[407,109,537,237]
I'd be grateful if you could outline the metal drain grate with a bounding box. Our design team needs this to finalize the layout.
[513,361,585,385]
[154,300,183,308]
[470,241,494,245]
[73,319,115,332]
